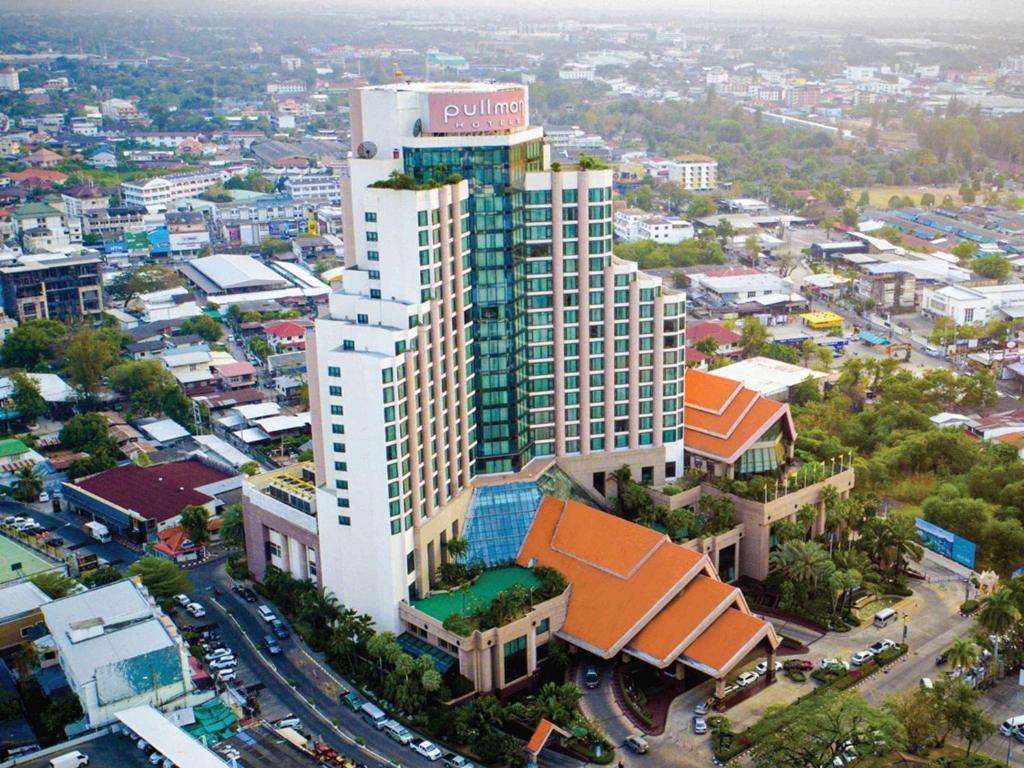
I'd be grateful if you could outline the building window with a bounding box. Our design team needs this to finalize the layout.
[367,250,379,261]
[336,479,348,490]
[337,498,350,508]
[328,366,341,377]
[338,515,351,526]
[343,340,355,350]
[365,212,377,222]
[333,442,345,452]
[391,519,401,535]
[357,314,368,324]
[370,289,381,299]
[332,424,344,434]
[503,635,528,682]
[366,231,378,242]
[329,386,342,396]
[334,461,347,471]
[536,618,550,635]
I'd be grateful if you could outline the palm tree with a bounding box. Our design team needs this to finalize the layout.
[978,588,1021,672]
[10,467,42,503]
[885,514,923,577]
[769,540,834,588]
[946,638,980,674]
[445,536,469,565]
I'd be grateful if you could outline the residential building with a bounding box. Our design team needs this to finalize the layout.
[166,210,210,257]
[121,171,222,212]
[283,174,342,204]
[712,356,828,402]
[100,98,143,123]
[644,156,718,191]
[138,286,203,323]
[61,184,115,219]
[266,80,307,96]
[614,208,693,244]
[0,67,19,91]
[39,578,211,727]
[264,321,307,352]
[558,65,596,81]
[242,462,319,583]
[685,321,742,359]
[921,283,1024,325]
[855,265,917,310]
[308,82,687,631]
[0,253,103,322]
[213,195,309,246]
[689,268,792,305]
[0,581,50,653]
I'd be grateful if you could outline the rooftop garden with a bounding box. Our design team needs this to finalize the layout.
[611,465,737,541]
[369,169,464,191]
[415,564,567,636]
[550,154,611,172]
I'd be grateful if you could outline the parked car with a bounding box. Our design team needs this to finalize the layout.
[412,741,443,761]
[868,639,896,655]
[175,594,191,607]
[584,665,600,689]
[694,701,709,716]
[216,669,236,683]
[258,605,277,623]
[851,650,875,666]
[271,619,289,639]
[205,648,231,661]
[240,588,258,603]
[625,735,649,754]
[342,692,365,711]
[44,536,64,547]
[186,602,206,618]
[39,492,50,503]
[736,671,760,687]
[935,653,949,666]
[209,657,236,670]
[820,658,850,671]
[264,635,282,655]
[755,660,782,676]
[443,754,474,768]
[721,683,739,698]
[784,659,814,671]
[693,716,708,734]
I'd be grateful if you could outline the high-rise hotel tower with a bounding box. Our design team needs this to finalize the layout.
[308,83,687,630]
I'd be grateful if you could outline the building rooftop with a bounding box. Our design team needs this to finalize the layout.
[0,580,50,621]
[411,566,540,622]
[713,356,828,398]
[185,254,286,292]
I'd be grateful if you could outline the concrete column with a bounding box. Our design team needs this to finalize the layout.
[551,172,566,456]
[653,295,665,448]
[577,172,591,454]
[438,187,460,499]
[627,279,640,449]
[450,185,471,478]
[417,325,436,517]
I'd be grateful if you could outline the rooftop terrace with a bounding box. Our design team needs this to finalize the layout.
[411,566,540,622]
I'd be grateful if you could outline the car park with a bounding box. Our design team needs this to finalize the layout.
[851,650,875,666]
[383,720,414,745]
[216,669,236,683]
[584,665,600,688]
[209,657,236,670]
[412,740,443,761]
[736,671,759,687]
[625,735,649,754]
[205,648,231,661]
[868,639,896,655]
[694,701,709,716]
[693,716,708,734]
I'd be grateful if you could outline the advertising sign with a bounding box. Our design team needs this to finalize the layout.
[426,86,529,134]
[915,517,976,570]
[104,241,128,254]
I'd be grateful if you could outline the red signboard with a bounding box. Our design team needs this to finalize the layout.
[426,87,529,134]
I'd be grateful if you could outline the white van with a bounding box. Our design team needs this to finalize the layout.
[360,701,388,730]
[873,608,897,628]
[1001,715,1024,736]
[50,751,90,768]
[258,605,277,623]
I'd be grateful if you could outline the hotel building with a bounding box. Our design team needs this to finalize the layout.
[307,83,687,631]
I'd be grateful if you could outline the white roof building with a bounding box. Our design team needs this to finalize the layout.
[713,356,828,401]
[0,372,75,403]
[40,579,210,727]
[182,253,287,294]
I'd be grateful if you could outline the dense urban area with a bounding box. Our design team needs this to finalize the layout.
[0,3,1024,768]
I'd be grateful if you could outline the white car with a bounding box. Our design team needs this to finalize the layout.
[186,603,206,618]
[412,741,443,761]
[149,751,164,765]
[851,650,875,666]
[735,671,760,687]
[820,658,849,670]
[38,492,50,503]
[868,639,896,655]
[755,660,783,676]
[175,594,191,607]
[216,669,237,683]
[205,648,231,661]
[209,657,236,670]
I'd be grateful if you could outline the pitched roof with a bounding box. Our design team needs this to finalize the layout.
[2,170,68,185]
[682,608,775,675]
[71,460,231,523]
[516,498,703,657]
[683,369,793,464]
[265,321,305,338]
[687,321,741,347]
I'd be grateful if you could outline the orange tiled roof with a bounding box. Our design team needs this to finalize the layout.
[517,498,704,657]
[526,719,556,755]
[682,608,775,675]
[684,369,793,464]
[626,575,738,667]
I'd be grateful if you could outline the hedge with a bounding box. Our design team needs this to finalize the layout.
[961,599,979,615]
[785,669,807,683]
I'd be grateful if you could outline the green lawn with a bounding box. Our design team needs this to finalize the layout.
[0,535,58,583]
[412,566,540,621]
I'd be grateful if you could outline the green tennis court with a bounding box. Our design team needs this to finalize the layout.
[0,536,57,583]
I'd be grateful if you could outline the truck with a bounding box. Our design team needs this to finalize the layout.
[84,521,110,543]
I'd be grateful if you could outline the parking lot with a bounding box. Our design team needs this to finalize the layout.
[18,733,158,768]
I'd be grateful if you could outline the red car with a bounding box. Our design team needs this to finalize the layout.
[783,659,814,671]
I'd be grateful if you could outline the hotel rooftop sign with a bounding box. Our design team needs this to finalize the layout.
[425,85,529,135]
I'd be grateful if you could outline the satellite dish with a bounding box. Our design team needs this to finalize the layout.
[413,119,422,137]
[356,141,377,159]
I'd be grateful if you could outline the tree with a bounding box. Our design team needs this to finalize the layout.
[751,692,904,768]
[945,637,980,674]
[10,466,43,502]
[800,338,817,367]
[978,587,1020,671]
[107,359,183,418]
[952,241,979,267]
[59,412,116,454]
[857,190,870,207]
[789,376,822,406]
[249,338,272,361]
[180,314,222,343]
[695,335,719,361]
[884,688,942,754]
[662,506,695,541]
[920,192,936,207]
[63,327,118,396]
[180,505,211,546]
[740,316,769,357]
[744,234,761,264]
[260,236,292,255]
[1,319,66,369]
[238,461,261,476]
[446,536,469,564]
[820,215,837,241]
[971,254,1012,281]
[107,265,183,306]
[686,195,717,219]
[841,206,859,228]
[30,571,77,599]
[126,556,192,601]
[219,503,245,547]
[9,371,46,422]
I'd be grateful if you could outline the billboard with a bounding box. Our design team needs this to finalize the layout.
[426,86,528,135]
[915,517,976,570]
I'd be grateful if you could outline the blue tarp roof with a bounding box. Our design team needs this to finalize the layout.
[859,330,890,346]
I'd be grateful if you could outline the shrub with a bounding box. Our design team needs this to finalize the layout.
[961,599,980,615]
[661,484,681,496]
[785,669,807,682]
[874,644,908,666]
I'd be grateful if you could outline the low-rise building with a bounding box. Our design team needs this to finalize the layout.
[283,174,341,205]
[921,283,1024,325]
[122,171,222,213]
[0,581,50,653]
[40,578,211,727]
[0,253,103,322]
[242,463,319,583]
[614,208,694,244]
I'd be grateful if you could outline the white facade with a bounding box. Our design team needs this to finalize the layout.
[0,67,20,91]
[284,174,341,204]
[614,209,694,244]
[558,65,596,81]
[645,156,717,191]
[122,171,222,212]
[920,284,1024,326]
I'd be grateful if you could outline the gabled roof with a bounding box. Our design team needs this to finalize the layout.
[265,321,305,338]
[684,369,793,465]
[517,498,704,658]
[687,321,741,347]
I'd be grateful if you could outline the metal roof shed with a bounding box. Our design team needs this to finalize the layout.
[116,705,229,768]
